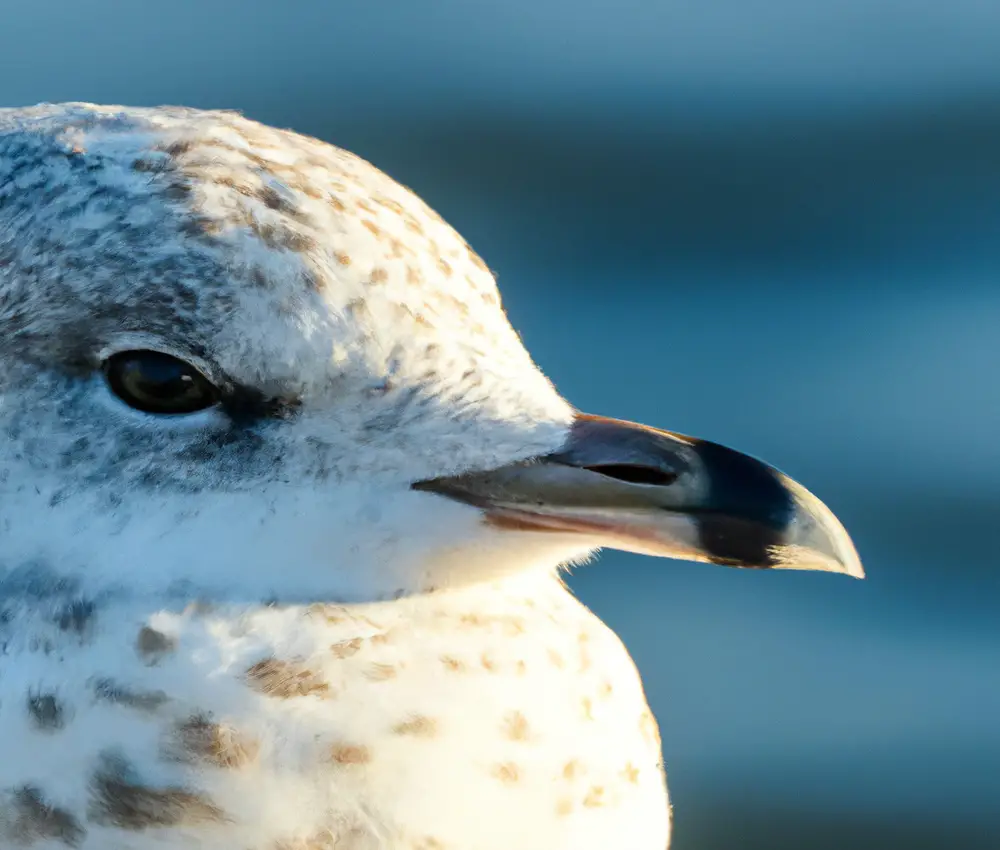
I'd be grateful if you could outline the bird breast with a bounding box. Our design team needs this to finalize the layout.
[0,573,669,849]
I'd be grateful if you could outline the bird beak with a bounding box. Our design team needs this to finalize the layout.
[413,414,863,578]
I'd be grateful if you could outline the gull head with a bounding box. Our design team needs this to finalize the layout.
[0,103,862,607]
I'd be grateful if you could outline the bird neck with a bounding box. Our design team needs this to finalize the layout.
[0,564,576,660]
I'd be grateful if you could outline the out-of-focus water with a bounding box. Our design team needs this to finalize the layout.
[517,275,1000,849]
[3,1,998,847]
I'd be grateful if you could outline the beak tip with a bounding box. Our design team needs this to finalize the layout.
[824,528,865,580]
[777,474,865,581]
[841,557,866,581]
[844,552,866,581]
[767,541,865,580]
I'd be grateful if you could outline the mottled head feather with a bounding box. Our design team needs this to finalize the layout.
[0,103,578,605]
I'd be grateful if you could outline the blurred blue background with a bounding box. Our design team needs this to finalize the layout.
[2,1,998,847]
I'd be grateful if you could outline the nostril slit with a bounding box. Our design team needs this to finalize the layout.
[584,464,678,487]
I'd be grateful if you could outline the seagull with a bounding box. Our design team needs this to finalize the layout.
[0,103,862,850]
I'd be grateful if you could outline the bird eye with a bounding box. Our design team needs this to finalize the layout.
[103,350,220,415]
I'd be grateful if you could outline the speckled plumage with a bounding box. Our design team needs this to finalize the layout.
[0,104,669,850]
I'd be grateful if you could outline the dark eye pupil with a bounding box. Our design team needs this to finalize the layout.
[105,351,219,414]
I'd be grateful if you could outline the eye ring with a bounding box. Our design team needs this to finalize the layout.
[103,350,221,415]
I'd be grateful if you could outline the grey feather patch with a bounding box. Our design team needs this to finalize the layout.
[135,626,176,665]
[90,678,170,712]
[26,690,68,731]
[1,786,86,847]
[52,599,98,636]
[87,753,227,830]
